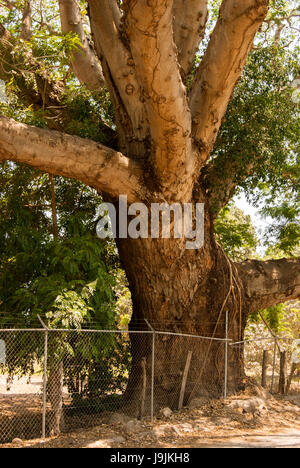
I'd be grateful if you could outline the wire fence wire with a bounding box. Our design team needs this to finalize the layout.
[0,325,299,444]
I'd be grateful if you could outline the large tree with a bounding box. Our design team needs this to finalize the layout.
[0,0,299,410]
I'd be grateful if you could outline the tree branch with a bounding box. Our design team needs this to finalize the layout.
[237,258,300,314]
[124,0,195,199]
[87,0,149,158]
[20,0,32,40]
[0,22,116,141]
[58,0,105,92]
[173,0,208,76]
[190,0,269,161]
[0,22,64,111]
[0,116,144,202]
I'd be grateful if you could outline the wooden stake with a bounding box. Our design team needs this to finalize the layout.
[261,350,269,388]
[178,351,193,410]
[139,357,147,419]
[286,362,297,395]
[279,351,287,394]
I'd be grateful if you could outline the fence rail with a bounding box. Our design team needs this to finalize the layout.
[0,323,299,444]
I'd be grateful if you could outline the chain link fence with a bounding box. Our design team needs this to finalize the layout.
[0,323,299,444]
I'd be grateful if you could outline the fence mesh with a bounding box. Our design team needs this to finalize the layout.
[0,330,44,442]
[0,327,299,443]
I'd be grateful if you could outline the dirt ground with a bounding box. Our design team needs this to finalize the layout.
[1,387,300,448]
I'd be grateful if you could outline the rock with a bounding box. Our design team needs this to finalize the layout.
[107,436,126,444]
[160,407,173,418]
[227,398,266,414]
[86,439,111,448]
[12,438,23,444]
[105,412,131,425]
[125,419,142,433]
[152,424,173,437]
[171,423,194,434]
[188,397,209,409]
[86,435,125,448]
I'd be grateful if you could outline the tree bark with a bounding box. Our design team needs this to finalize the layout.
[20,0,32,41]
[58,0,105,92]
[115,232,246,412]
[190,0,269,157]
[173,0,208,76]
[237,258,300,313]
[48,363,65,436]
[124,0,195,199]
[261,350,269,388]
[116,233,299,412]
[279,351,287,395]
[0,116,145,203]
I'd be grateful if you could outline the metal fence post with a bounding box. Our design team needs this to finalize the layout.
[42,329,48,439]
[270,336,277,394]
[224,310,229,400]
[38,316,49,439]
[145,319,155,423]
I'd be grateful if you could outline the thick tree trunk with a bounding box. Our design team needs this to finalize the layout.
[116,231,247,414]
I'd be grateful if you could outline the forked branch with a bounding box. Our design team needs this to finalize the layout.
[124,0,195,199]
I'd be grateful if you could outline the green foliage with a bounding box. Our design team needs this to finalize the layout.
[0,163,118,329]
[249,305,285,334]
[215,205,258,261]
[0,161,131,405]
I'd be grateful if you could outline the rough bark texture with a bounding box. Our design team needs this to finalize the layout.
[0,0,299,410]
[124,0,196,200]
[48,363,65,436]
[173,0,208,76]
[0,116,144,203]
[237,258,300,313]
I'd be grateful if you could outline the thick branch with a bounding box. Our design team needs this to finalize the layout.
[88,0,149,158]
[124,0,195,199]
[108,0,122,28]
[173,0,208,76]
[20,0,32,40]
[237,258,300,314]
[0,116,144,202]
[58,0,105,92]
[190,0,269,160]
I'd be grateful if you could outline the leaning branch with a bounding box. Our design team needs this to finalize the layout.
[20,0,32,40]
[0,116,144,202]
[173,0,208,76]
[124,0,195,200]
[58,0,105,92]
[88,0,148,157]
[237,257,300,314]
[190,0,269,162]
